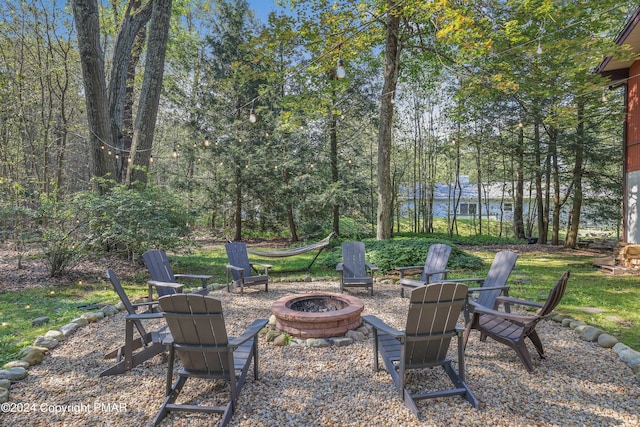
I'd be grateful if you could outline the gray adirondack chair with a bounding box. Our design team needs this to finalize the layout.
[463,270,570,373]
[396,243,452,297]
[143,249,211,298]
[101,269,170,376]
[225,242,271,295]
[154,294,267,427]
[336,241,377,296]
[362,283,478,415]
[445,250,518,323]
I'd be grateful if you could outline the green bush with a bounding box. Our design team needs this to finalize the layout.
[320,237,485,273]
[76,180,190,261]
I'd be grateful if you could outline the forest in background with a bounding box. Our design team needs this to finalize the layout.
[0,0,635,275]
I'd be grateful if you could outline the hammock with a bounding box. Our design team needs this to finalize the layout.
[246,233,335,272]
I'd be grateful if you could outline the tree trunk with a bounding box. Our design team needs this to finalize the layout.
[127,0,172,185]
[513,124,525,238]
[566,103,585,248]
[234,165,242,241]
[72,0,114,188]
[474,138,483,235]
[330,96,340,236]
[108,0,151,183]
[534,121,547,243]
[549,127,561,245]
[377,2,400,240]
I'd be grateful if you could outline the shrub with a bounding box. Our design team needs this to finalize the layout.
[77,180,190,261]
[323,237,485,273]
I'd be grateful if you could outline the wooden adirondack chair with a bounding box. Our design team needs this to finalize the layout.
[143,249,211,298]
[101,269,171,377]
[225,242,271,295]
[395,243,452,298]
[362,283,478,415]
[463,270,570,373]
[445,250,518,323]
[336,241,377,296]
[154,294,268,427]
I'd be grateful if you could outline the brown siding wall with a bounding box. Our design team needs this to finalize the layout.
[627,61,640,171]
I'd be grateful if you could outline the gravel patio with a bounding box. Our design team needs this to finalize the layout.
[4,279,640,426]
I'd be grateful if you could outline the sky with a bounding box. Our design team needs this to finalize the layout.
[247,0,287,23]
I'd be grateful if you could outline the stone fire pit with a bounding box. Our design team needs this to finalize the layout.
[271,293,364,339]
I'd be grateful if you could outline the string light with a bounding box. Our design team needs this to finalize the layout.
[249,99,257,123]
[536,42,543,55]
[172,147,178,158]
[150,155,154,163]
[602,92,608,102]
[204,137,210,147]
[336,58,346,79]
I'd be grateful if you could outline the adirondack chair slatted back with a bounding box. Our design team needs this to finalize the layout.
[405,283,468,366]
[226,242,252,281]
[342,241,367,279]
[476,250,518,308]
[422,244,452,282]
[106,269,150,345]
[143,250,175,282]
[159,294,231,375]
[527,270,570,327]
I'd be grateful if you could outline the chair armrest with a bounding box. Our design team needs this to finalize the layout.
[365,263,378,273]
[424,269,449,278]
[174,273,212,280]
[362,315,404,338]
[336,263,344,272]
[125,312,164,320]
[149,280,185,290]
[468,285,509,293]
[395,266,423,278]
[443,277,485,285]
[229,319,269,348]
[250,262,272,272]
[226,264,245,276]
[495,296,543,309]
[469,301,537,323]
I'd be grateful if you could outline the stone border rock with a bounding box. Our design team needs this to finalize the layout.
[0,282,227,404]
[550,313,640,382]
[261,314,372,347]
[0,303,125,404]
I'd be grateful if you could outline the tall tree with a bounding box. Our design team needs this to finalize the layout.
[377,0,400,239]
[72,0,170,189]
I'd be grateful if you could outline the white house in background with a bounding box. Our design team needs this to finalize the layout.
[400,176,561,224]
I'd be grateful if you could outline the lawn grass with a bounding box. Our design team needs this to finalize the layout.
[1,236,638,367]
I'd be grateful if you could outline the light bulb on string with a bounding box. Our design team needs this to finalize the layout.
[601,92,607,103]
[150,155,154,163]
[336,58,346,79]
[127,156,132,163]
[249,99,257,123]
[172,147,178,158]
[204,137,210,147]
[536,42,542,55]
